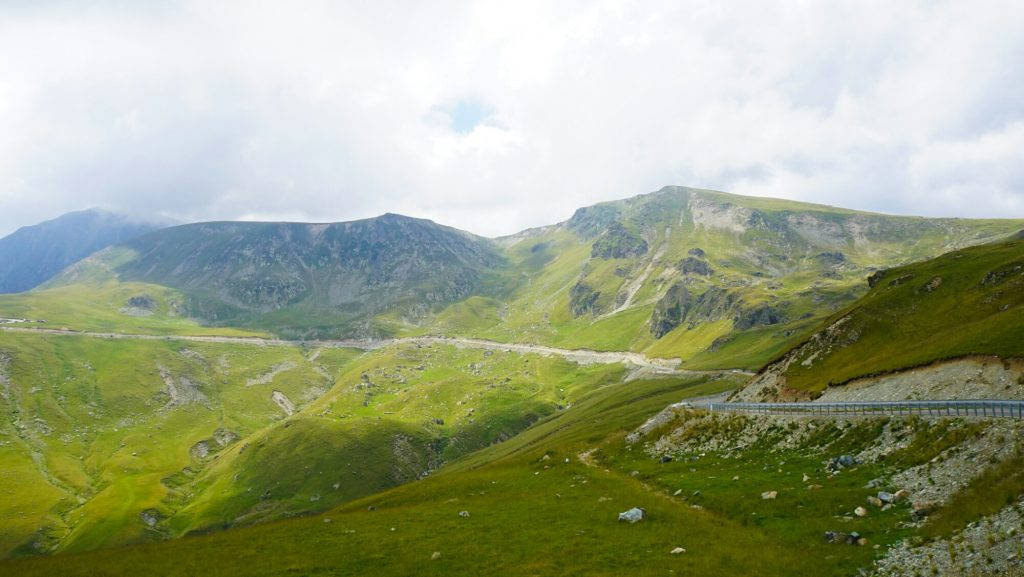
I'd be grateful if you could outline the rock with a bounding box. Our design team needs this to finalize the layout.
[807,484,822,490]
[630,470,640,477]
[618,507,647,523]
[824,531,846,544]
[864,478,883,489]
[660,455,673,463]
[826,455,858,472]
[672,489,682,496]
[877,491,894,503]
[732,475,739,481]
[912,500,937,518]
[893,489,909,502]
[367,505,377,511]
[854,506,868,517]
[761,491,778,500]
[856,537,868,546]
[323,518,332,523]
[802,473,810,482]
[431,551,442,560]
[867,496,884,508]
[881,504,892,511]
[458,510,470,518]
[670,547,686,555]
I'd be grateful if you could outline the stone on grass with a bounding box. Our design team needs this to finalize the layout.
[458,510,470,518]
[670,547,686,555]
[618,507,647,523]
[431,551,442,560]
[761,491,778,500]
[877,491,894,503]
[854,506,868,517]
[867,496,884,508]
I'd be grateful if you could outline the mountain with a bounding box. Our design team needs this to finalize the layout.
[54,213,508,338]
[735,230,1024,401]
[0,209,167,294]
[429,186,1024,369]
[1,187,1024,576]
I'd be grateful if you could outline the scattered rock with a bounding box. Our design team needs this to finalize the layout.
[877,491,894,504]
[867,496,884,508]
[618,507,647,523]
[670,547,686,555]
[825,531,865,546]
[660,455,673,463]
[458,510,470,518]
[864,478,883,489]
[761,491,778,500]
[854,506,868,517]
[431,551,442,560]
[827,455,857,472]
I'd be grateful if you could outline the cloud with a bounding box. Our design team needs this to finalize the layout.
[1,0,1022,237]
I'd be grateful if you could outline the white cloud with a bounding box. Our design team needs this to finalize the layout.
[0,0,1022,237]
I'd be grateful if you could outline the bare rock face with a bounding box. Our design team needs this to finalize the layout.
[590,222,648,259]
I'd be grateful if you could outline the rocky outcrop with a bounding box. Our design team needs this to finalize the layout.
[677,257,712,276]
[569,282,601,318]
[650,283,691,338]
[732,303,785,330]
[590,222,648,259]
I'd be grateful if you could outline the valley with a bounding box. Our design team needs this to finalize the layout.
[0,187,1022,576]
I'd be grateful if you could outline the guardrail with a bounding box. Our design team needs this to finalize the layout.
[690,400,1024,419]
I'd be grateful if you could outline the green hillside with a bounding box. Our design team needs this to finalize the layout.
[1,187,1023,575]
[761,233,1024,396]
[422,187,1024,369]
[0,328,626,557]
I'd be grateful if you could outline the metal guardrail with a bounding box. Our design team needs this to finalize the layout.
[691,400,1024,419]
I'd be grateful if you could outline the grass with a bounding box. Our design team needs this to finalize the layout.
[922,450,1024,540]
[781,236,1024,394]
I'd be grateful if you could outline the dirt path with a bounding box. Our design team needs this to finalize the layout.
[1,326,752,375]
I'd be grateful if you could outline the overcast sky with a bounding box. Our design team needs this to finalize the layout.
[1,1,1023,238]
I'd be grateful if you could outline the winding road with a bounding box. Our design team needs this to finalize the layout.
[0,325,749,376]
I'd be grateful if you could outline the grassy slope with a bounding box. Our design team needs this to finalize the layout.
[13,369,1006,577]
[419,188,1024,371]
[0,331,361,556]
[0,329,628,557]
[781,236,1024,394]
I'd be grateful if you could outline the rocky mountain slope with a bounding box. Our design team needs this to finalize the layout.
[53,214,508,338]
[429,187,1024,369]
[0,209,166,294]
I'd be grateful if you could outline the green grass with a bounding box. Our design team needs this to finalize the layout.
[781,237,1024,394]
[922,450,1024,540]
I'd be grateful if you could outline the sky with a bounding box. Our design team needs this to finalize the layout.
[1,1,1023,238]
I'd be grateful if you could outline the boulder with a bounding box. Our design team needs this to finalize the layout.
[912,501,937,518]
[618,507,647,523]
